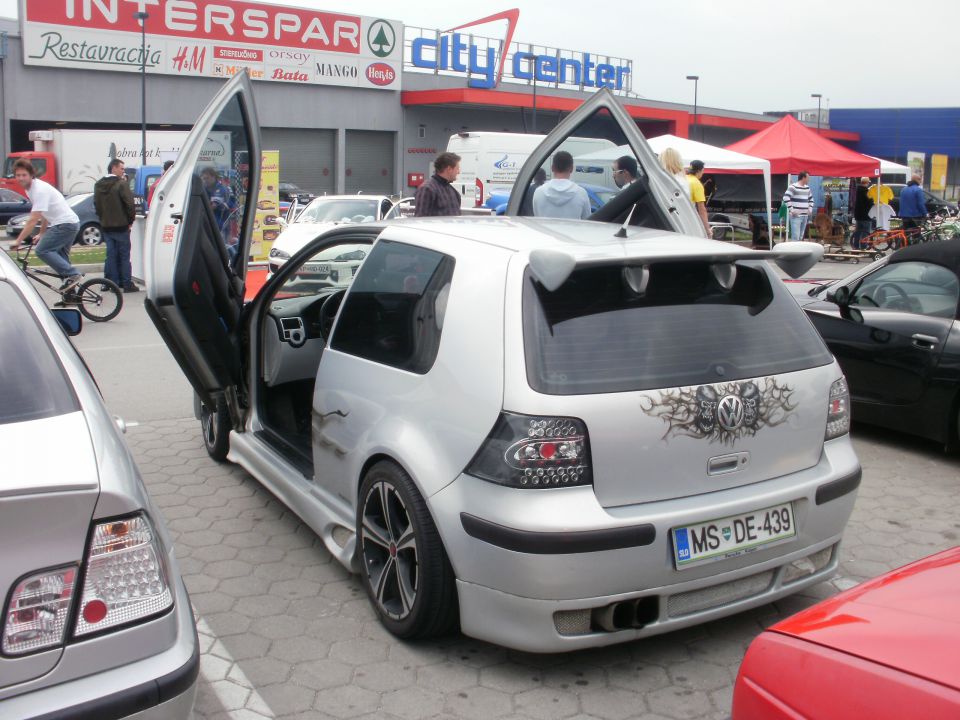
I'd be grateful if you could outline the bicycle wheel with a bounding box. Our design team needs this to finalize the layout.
[75,278,123,322]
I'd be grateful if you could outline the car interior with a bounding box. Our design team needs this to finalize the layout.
[256,235,453,466]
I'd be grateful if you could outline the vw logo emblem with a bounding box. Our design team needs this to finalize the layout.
[717,395,745,431]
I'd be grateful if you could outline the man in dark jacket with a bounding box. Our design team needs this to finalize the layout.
[899,175,927,233]
[415,152,461,217]
[94,159,137,292]
[851,177,874,249]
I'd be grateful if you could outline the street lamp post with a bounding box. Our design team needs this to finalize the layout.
[811,93,822,133]
[135,11,148,167]
[528,55,543,134]
[686,75,699,141]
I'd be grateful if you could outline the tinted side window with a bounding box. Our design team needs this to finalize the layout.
[523,260,832,395]
[0,282,79,424]
[852,261,959,318]
[331,240,455,374]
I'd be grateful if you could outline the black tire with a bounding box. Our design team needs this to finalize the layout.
[76,278,123,322]
[76,223,102,246]
[357,461,458,640]
[200,397,231,462]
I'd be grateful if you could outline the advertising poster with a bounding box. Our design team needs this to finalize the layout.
[21,0,402,91]
[907,151,925,183]
[252,150,280,264]
[931,154,948,193]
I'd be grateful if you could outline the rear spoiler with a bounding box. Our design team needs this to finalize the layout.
[529,242,824,291]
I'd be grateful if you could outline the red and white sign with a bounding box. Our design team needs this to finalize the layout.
[21,0,402,90]
[365,62,396,86]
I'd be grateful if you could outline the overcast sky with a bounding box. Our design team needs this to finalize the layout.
[2,0,957,113]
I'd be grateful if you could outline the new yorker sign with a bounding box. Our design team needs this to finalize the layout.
[21,0,402,91]
[407,9,632,92]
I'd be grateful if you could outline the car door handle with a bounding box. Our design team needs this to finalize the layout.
[911,333,939,349]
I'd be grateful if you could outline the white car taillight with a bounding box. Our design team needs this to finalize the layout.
[2,566,78,655]
[467,412,593,488]
[74,514,173,637]
[825,377,851,440]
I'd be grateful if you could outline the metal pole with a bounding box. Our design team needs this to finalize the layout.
[686,75,699,141]
[811,93,822,134]
[136,12,148,167]
[532,70,537,134]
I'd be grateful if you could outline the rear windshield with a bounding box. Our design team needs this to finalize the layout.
[523,260,832,394]
[0,282,79,424]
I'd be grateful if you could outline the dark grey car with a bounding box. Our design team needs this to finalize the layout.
[5,192,103,246]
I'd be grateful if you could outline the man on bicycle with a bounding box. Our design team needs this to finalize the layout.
[8,159,83,291]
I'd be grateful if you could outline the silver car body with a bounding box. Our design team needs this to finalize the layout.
[145,74,859,652]
[0,252,197,716]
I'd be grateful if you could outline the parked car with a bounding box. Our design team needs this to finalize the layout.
[0,187,31,225]
[6,192,103,246]
[267,194,411,275]
[733,545,960,719]
[0,249,198,718]
[145,73,860,653]
[886,183,958,217]
[278,181,315,206]
[790,238,960,448]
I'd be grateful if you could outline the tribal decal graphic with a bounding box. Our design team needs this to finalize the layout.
[639,378,797,444]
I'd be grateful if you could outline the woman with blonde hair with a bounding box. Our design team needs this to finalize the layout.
[659,147,687,189]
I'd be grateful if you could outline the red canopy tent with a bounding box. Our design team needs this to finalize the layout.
[725,115,879,177]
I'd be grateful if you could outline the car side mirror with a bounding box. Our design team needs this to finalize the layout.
[826,285,850,307]
[51,307,82,335]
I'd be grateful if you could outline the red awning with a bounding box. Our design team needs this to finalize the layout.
[725,114,879,177]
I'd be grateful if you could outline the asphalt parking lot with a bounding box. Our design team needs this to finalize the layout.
[66,260,958,720]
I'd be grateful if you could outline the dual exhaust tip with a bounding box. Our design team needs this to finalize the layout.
[592,595,658,633]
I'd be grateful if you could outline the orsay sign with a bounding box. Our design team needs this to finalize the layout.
[21,0,402,90]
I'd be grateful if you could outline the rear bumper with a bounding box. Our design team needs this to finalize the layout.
[2,577,198,720]
[430,437,860,652]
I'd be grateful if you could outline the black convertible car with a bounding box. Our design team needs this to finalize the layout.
[793,239,960,449]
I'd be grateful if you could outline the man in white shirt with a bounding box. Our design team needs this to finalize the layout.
[533,151,591,220]
[9,159,83,289]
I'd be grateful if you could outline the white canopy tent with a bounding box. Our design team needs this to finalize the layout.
[577,134,773,240]
[866,155,910,180]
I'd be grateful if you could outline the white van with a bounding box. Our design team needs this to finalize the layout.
[447,131,616,209]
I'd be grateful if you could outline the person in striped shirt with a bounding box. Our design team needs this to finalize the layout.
[782,171,815,241]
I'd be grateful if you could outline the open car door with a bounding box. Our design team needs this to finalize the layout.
[505,87,703,236]
[144,72,260,427]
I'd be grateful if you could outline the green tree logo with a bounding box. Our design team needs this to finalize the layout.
[367,21,396,58]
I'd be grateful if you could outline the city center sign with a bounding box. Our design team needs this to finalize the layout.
[406,9,632,92]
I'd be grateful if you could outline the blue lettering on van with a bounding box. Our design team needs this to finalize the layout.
[493,154,518,170]
[411,33,629,90]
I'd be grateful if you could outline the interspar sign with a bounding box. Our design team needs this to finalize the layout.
[21,0,402,90]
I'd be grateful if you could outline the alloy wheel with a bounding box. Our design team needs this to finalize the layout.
[360,480,419,621]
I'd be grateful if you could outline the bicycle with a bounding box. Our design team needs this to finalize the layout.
[13,243,123,322]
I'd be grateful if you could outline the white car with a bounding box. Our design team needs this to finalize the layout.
[145,74,859,653]
[267,194,411,276]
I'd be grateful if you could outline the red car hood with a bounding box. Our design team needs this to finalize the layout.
[772,546,960,690]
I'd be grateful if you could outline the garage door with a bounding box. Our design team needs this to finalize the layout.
[261,128,335,195]
[345,130,395,195]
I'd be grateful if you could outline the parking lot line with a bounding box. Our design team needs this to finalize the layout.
[196,614,276,718]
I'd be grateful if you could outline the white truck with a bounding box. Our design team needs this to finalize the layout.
[445,131,618,209]
[1,128,231,198]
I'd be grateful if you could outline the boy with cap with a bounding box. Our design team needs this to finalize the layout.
[686,160,711,235]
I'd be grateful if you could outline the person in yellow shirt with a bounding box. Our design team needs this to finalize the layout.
[866,180,894,230]
[686,160,711,235]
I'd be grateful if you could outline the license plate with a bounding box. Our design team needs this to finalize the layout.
[672,503,796,569]
[303,263,330,274]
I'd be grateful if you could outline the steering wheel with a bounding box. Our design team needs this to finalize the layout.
[352,214,368,223]
[319,288,346,337]
[875,282,910,308]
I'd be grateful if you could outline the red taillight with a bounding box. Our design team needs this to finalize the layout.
[475,178,484,207]
[466,412,593,489]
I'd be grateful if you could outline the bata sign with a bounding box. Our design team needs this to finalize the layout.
[21,0,402,91]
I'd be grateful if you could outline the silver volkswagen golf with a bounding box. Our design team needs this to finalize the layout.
[0,251,197,716]
[145,74,860,653]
